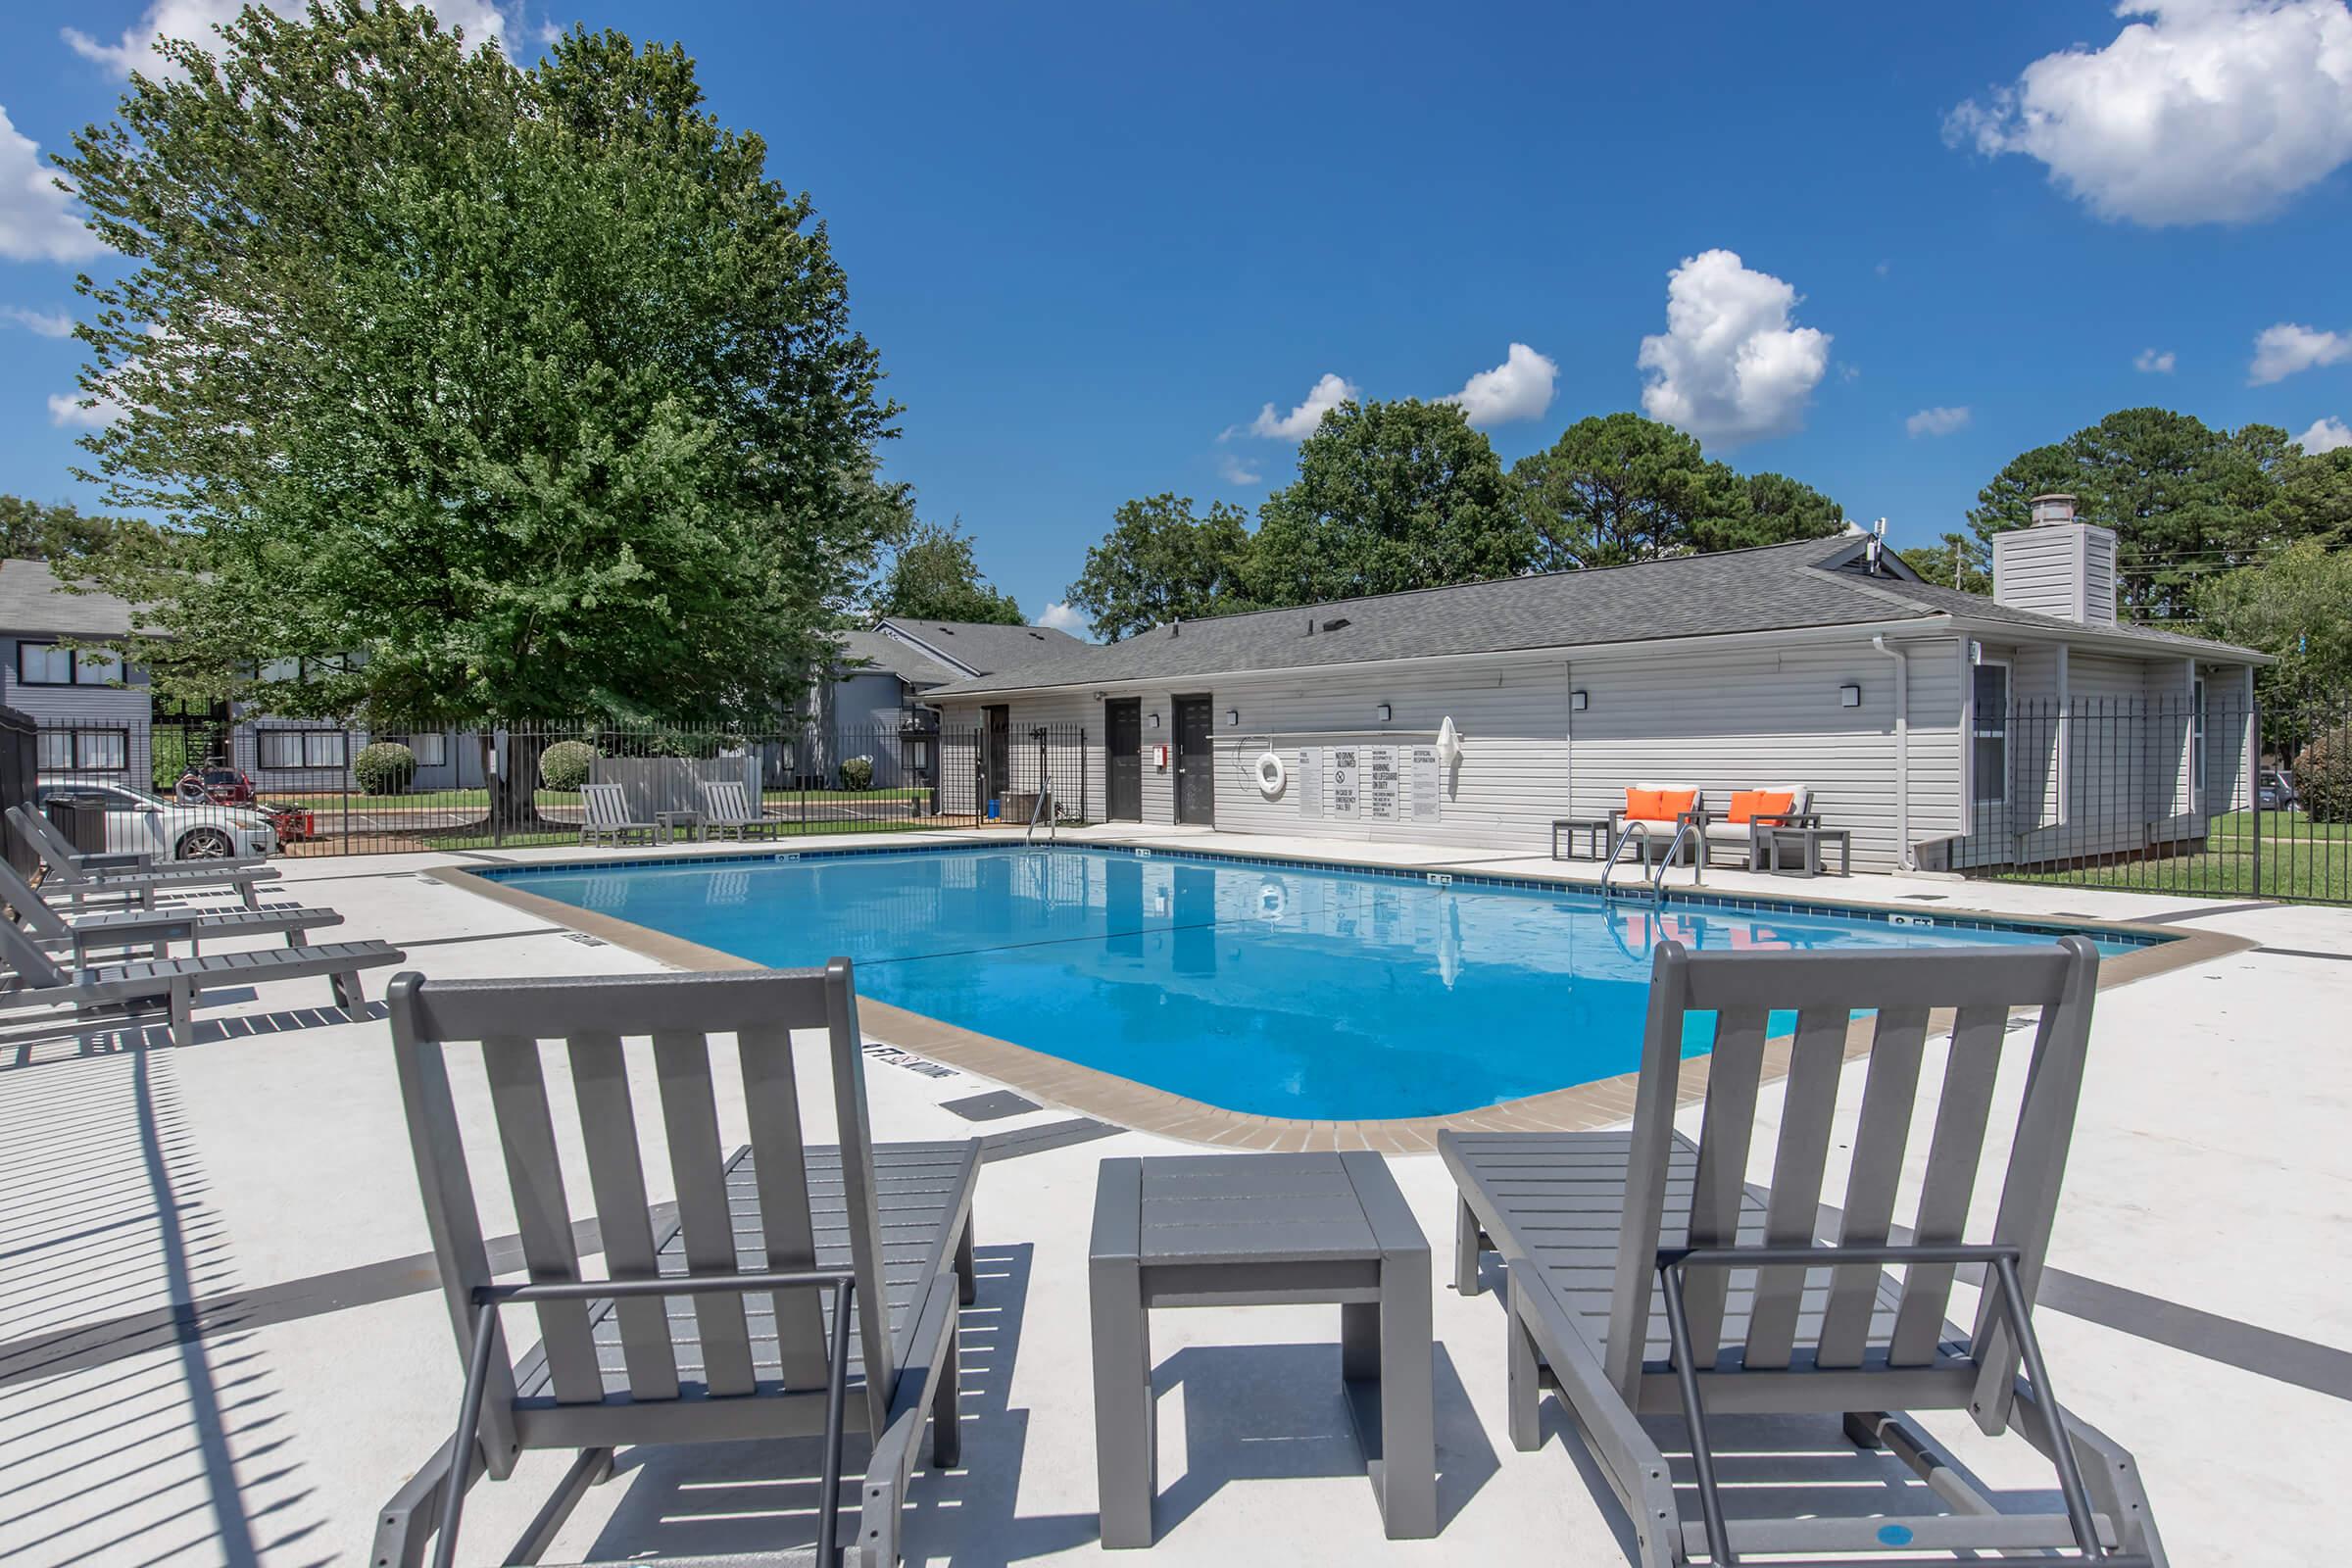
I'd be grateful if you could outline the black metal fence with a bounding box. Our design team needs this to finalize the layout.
[22,713,1093,860]
[1945,693,2349,906]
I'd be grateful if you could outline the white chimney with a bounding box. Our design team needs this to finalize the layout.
[1992,493,2116,625]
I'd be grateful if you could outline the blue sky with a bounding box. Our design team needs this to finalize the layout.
[4,2,2350,631]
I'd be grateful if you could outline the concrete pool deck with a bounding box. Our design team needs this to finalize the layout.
[1,827,2346,1566]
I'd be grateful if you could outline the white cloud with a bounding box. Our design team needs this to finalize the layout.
[66,0,519,75]
[1215,452,1261,486]
[2299,415,2352,452]
[0,304,72,336]
[1247,372,1358,441]
[1439,342,1557,426]
[0,107,102,265]
[1946,1,2352,226]
[48,390,122,428]
[2134,347,2177,372]
[1637,249,1830,449]
[1905,406,1974,437]
[1036,602,1088,636]
[2250,320,2352,383]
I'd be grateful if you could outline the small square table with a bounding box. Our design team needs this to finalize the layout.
[1089,1152,1436,1546]
[1550,815,1615,861]
[654,808,704,842]
[1754,823,1852,877]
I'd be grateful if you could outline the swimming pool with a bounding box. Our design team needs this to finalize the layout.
[484,845,2156,1121]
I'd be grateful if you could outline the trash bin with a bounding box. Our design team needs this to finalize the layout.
[45,793,110,855]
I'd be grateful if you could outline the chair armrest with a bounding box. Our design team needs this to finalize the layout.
[1677,808,1712,830]
[1750,811,1821,830]
[69,849,154,873]
[857,1265,961,1568]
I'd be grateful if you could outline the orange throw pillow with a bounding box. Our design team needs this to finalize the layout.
[1627,787,1696,821]
[1728,790,1797,824]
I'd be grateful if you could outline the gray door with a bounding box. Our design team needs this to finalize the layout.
[1172,696,1214,825]
[1105,699,1141,821]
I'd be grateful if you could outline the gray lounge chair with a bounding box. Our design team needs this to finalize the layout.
[1444,937,2164,1567]
[697,776,789,841]
[8,805,280,910]
[0,902,402,1047]
[376,961,978,1568]
[578,781,658,848]
[0,856,344,973]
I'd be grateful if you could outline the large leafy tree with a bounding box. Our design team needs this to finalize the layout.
[2196,538,2352,719]
[1249,399,1530,605]
[871,517,1023,624]
[1064,493,1252,640]
[1964,412,2305,625]
[0,497,123,562]
[59,5,898,825]
[1506,413,1843,569]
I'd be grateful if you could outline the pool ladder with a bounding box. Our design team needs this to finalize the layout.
[1024,785,1056,847]
[1599,817,1699,906]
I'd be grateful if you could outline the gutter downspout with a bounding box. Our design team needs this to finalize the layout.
[1872,635,1914,870]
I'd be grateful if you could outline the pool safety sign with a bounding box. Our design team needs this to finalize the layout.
[1410,745,1443,822]
[1298,747,1322,816]
[1366,746,1399,820]
[1330,747,1359,816]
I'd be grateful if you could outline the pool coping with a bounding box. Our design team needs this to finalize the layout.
[434,839,2257,1155]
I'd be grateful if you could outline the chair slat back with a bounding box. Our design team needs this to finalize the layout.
[0,857,71,940]
[580,782,631,829]
[1604,937,2101,1430]
[387,961,897,1453]
[699,779,753,822]
[9,807,81,880]
[0,904,69,990]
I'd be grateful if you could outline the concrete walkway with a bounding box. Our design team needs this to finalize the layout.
[1,830,2345,1566]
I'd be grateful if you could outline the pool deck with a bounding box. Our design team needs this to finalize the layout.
[3,825,2347,1567]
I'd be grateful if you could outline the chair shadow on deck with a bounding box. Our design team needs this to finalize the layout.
[0,999,388,1071]
[1151,1337,1497,1540]
[580,1242,1098,1565]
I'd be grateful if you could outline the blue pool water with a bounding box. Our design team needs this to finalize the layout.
[487,846,2152,1121]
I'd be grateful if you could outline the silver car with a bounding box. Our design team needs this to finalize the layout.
[34,780,279,860]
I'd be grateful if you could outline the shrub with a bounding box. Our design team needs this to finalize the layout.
[539,739,598,791]
[352,741,416,795]
[838,755,875,791]
[2298,725,2352,824]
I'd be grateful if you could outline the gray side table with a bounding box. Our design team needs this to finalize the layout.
[654,808,704,842]
[1550,816,1613,860]
[1755,823,1852,876]
[1089,1152,1436,1546]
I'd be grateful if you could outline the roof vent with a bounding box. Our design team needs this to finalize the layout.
[1319,616,1351,633]
[2030,493,2077,526]
[1169,617,1179,638]
[1027,630,1044,640]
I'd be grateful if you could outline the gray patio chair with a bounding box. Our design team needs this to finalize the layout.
[697,776,790,841]
[578,781,659,848]
[0,856,344,974]
[1443,937,2165,1567]
[0,900,402,1047]
[8,805,279,910]
[9,799,269,873]
[376,961,979,1568]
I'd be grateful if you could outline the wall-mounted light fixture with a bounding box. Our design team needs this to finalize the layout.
[1225,708,1240,727]
[1839,684,1862,708]
[1376,703,1392,723]
[1148,711,1161,728]
[1571,690,1589,712]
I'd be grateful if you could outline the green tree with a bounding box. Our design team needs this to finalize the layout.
[2273,446,2352,549]
[1507,414,1842,569]
[872,518,1023,625]
[0,497,121,562]
[2195,538,2352,717]
[59,5,897,831]
[1965,413,2306,625]
[1250,399,1530,605]
[1726,469,1847,551]
[1065,493,1252,640]
[1898,531,1992,594]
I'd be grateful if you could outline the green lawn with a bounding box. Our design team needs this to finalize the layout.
[1988,809,2351,904]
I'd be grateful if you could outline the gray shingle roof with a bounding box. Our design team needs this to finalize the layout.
[0,558,142,638]
[872,618,1086,677]
[925,538,2262,696]
[830,629,963,687]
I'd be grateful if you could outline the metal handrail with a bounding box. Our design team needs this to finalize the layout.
[1651,814,1699,896]
[1598,820,1648,903]
[1025,784,1056,846]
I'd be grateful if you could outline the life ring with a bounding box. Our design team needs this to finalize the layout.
[1254,750,1286,797]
